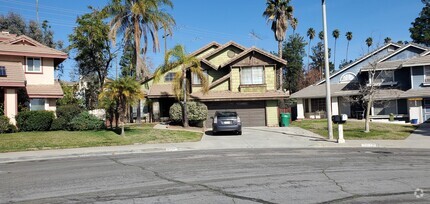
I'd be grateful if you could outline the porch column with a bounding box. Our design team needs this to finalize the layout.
[152,99,160,122]
[4,89,17,125]
[297,98,305,119]
[331,97,339,115]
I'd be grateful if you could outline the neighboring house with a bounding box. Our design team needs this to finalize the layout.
[144,41,288,127]
[291,42,430,123]
[0,31,67,124]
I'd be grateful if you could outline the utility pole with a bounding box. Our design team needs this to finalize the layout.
[322,0,334,140]
[162,30,170,56]
[36,0,39,24]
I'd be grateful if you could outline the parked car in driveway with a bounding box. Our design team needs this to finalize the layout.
[211,111,242,135]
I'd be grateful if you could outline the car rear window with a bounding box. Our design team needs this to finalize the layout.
[216,112,237,117]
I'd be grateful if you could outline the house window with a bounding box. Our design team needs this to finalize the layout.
[164,72,175,82]
[373,70,394,84]
[311,98,326,112]
[27,57,41,72]
[30,98,45,111]
[424,66,430,83]
[373,100,397,115]
[339,73,356,83]
[241,66,264,85]
[192,70,208,85]
[0,66,6,76]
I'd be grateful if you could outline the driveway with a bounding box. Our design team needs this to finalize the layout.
[199,126,331,149]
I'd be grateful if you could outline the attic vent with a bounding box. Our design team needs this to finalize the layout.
[227,50,236,58]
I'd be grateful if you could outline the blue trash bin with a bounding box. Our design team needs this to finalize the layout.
[411,119,418,125]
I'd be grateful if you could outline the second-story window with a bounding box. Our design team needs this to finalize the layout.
[373,70,394,84]
[241,66,264,85]
[425,66,430,83]
[192,70,208,85]
[164,72,175,82]
[27,57,41,72]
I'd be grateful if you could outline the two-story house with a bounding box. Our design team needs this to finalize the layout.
[145,41,288,127]
[0,31,67,124]
[291,42,430,123]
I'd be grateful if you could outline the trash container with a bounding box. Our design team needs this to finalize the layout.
[411,119,418,125]
[280,113,291,127]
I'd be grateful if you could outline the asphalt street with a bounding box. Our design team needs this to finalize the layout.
[1,148,429,203]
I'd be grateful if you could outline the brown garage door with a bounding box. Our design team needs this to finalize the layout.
[205,101,266,128]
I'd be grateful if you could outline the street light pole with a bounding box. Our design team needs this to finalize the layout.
[322,0,334,140]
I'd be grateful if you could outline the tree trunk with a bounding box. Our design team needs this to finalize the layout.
[307,40,311,72]
[364,99,373,133]
[182,69,189,128]
[333,40,337,69]
[346,41,350,62]
[136,101,142,123]
[278,40,283,90]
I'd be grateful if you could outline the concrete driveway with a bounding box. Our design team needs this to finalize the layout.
[199,126,331,149]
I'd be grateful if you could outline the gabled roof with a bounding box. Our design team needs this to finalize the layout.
[26,81,64,98]
[218,46,287,68]
[0,61,26,87]
[202,41,247,59]
[376,43,428,63]
[0,34,67,66]
[189,41,221,57]
[316,43,402,85]
[190,90,289,101]
[290,83,359,99]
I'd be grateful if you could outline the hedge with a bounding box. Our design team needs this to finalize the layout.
[69,111,104,131]
[169,102,208,122]
[16,111,55,131]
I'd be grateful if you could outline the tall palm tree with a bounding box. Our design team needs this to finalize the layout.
[306,27,315,71]
[99,76,144,136]
[384,37,392,44]
[106,0,175,123]
[345,31,352,62]
[318,31,324,41]
[366,37,373,52]
[291,17,298,35]
[263,0,294,58]
[153,44,209,127]
[332,29,340,69]
[263,0,293,90]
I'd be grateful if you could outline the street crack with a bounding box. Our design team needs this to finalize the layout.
[321,167,352,196]
[108,157,276,204]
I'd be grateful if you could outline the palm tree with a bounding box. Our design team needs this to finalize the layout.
[318,31,324,41]
[384,37,392,44]
[291,17,298,35]
[263,0,293,90]
[345,31,353,62]
[306,27,315,71]
[106,0,175,123]
[263,0,294,58]
[332,29,340,69]
[99,76,144,136]
[366,37,373,52]
[153,44,209,127]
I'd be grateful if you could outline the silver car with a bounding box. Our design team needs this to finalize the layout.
[212,111,242,135]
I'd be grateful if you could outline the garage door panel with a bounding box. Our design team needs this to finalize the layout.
[205,101,266,128]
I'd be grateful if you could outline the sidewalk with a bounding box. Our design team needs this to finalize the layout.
[0,124,429,163]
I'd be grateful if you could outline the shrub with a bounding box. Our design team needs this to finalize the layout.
[16,111,55,131]
[50,117,68,131]
[69,111,104,131]
[0,116,11,133]
[56,104,83,122]
[169,102,208,123]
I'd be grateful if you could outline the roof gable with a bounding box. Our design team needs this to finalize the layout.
[2,35,45,47]
[316,43,402,85]
[190,41,221,58]
[220,47,287,68]
[377,43,428,63]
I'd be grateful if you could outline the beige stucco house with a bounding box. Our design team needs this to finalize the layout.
[144,41,289,127]
[0,31,67,124]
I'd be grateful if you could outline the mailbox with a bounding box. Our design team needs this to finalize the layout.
[332,114,348,124]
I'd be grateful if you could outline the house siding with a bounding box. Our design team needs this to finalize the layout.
[207,68,229,91]
[207,47,242,67]
[266,100,279,126]
[25,58,55,85]
[195,47,217,58]
[231,67,240,92]
[265,65,276,90]
[330,48,393,84]
[385,47,423,61]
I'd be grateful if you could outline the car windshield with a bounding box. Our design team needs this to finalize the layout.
[216,112,237,117]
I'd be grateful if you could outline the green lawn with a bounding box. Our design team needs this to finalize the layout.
[0,124,203,153]
[291,119,417,140]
